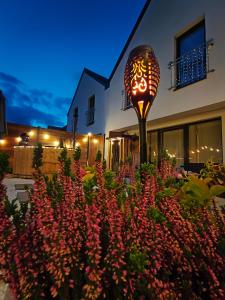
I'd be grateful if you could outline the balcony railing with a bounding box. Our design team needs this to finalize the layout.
[86,108,95,126]
[168,39,214,90]
[121,90,132,111]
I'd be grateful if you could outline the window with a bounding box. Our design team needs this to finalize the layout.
[163,128,184,166]
[148,131,158,162]
[176,20,206,88]
[148,118,223,172]
[73,107,78,132]
[86,95,95,126]
[189,119,222,163]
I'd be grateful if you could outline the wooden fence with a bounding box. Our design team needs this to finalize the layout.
[13,136,104,177]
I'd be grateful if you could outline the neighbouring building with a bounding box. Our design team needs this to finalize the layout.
[67,0,225,172]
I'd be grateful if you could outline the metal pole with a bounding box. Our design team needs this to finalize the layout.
[86,135,90,166]
[138,117,147,164]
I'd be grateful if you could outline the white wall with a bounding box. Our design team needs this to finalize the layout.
[67,72,106,135]
[105,0,225,135]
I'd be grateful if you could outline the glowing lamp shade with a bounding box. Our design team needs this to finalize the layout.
[124,45,160,119]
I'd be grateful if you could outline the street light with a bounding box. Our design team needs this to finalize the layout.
[124,45,160,164]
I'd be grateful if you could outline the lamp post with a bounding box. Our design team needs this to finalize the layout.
[124,45,160,164]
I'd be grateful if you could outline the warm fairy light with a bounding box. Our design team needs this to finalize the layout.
[201,146,205,150]
[216,149,220,152]
[29,130,34,137]
[65,144,70,148]
[16,137,22,142]
[196,149,200,153]
[83,137,88,143]
[191,150,195,154]
[44,134,49,140]
[75,142,80,147]
[53,141,59,147]
[204,146,208,149]
[0,139,6,145]
[88,132,92,137]
[93,139,98,144]
[210,147,214,151]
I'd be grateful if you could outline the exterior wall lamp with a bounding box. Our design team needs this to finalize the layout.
[124,45,160,164]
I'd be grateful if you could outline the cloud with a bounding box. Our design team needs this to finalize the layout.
[0,72,69,128]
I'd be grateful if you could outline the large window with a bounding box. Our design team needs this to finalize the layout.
[176,20,206,88]
[163,128,184,166]
[189,120,222,163]
[148,131,158,162]
[86,95,95,126]
[148,118,223,171]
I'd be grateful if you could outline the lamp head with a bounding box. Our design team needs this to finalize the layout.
[124,45,160,119]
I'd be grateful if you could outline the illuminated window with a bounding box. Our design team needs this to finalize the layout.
[189,119,222,163]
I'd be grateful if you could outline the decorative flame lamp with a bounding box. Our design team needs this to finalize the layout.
[124,45,160,164]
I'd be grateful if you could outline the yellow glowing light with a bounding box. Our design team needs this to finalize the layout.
[201,146,205,150]
[29,130,34,137]
[138,100,144,117]
[191,151,195,154]
[16,137,22,142]
[53,141,59,147]
[93,139,98,144]
[75,142,80,147]
[44,134,49,140]
[196,149,200,153]
[216,149,220,152]
[83,137,88,143]
[0,139,6,145]
[65,144,70,148]
[210,147,214,151]
[204,146,208,149]
[88,132,92,137]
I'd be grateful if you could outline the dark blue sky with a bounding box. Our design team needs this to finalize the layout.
[0,0,146,127]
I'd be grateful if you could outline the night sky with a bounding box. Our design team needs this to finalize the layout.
[0,0,146,128]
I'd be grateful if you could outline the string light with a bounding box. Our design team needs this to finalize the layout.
[29,131,34,137]
[53,141,59,147]
[44,134,49,140]
[82,137,88,143]
[16,137,22,142]
[88,132,92,137]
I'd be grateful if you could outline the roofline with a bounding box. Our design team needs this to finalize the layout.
[67,0,151,116]
[67,68,108,116]
[108,0,151,83]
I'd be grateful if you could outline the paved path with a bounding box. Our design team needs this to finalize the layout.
[2,178,34,201]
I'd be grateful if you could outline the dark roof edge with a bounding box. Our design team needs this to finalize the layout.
[108,0,151,83]
[84,68,109,88]
[67,68,109,116]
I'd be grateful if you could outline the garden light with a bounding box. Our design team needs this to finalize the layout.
[124,45,160,164]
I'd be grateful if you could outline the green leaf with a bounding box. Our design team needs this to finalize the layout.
[210,185,225,197]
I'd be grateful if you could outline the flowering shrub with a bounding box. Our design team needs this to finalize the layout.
[0,149,225,299]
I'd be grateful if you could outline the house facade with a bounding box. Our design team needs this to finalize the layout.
[67,0,225,171]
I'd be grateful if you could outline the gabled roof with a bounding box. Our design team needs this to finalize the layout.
[84,68,109,88]
[67,68,109,115]
[108,0,151,82]
[67,0,151,115]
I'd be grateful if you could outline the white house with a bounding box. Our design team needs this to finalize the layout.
[67,0,225,171]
